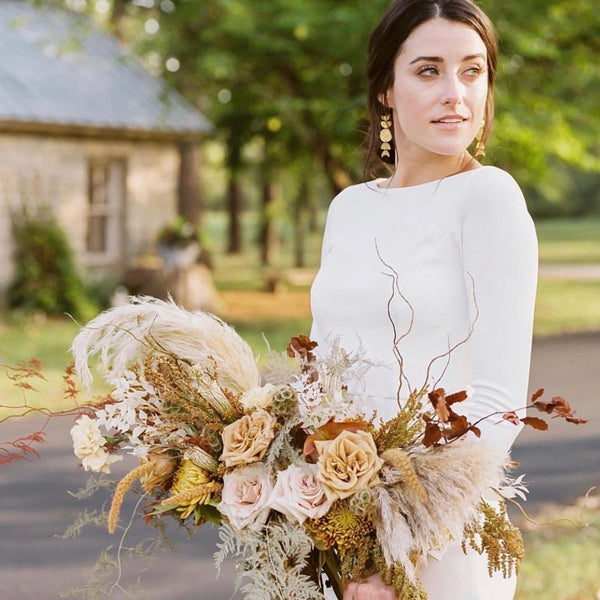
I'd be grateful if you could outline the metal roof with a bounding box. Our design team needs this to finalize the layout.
[0,1,211,139]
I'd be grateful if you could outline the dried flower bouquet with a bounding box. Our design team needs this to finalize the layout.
[69,296,585,600]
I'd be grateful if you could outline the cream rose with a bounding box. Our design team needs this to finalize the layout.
[270,464,332,523]
[240,384,277,410]
[217,463,273,530]
[314,429,384,502]
[220,409,276,468]
[70,415,123,473]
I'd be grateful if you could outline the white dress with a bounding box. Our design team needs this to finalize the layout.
[310,166,538,600]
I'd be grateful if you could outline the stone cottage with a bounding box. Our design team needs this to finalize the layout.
[0,1,211,299]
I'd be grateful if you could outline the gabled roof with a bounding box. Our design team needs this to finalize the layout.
[0,1,211,141]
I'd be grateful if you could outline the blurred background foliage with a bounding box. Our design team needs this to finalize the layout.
[42,0,600,223]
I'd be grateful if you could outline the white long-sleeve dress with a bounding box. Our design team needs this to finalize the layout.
[310,166,538,600]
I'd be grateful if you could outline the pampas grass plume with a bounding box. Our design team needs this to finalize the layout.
[71,297,260,394]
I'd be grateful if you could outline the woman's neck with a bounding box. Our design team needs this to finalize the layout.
[386,151,478,188]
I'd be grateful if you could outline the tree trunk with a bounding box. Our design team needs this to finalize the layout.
[177,142,203,226]
[109,0,128,40]
[294,178,308,268]
[259,157,277,266]
[227,168,243,254]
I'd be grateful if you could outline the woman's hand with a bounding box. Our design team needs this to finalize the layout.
[343,573,396,600]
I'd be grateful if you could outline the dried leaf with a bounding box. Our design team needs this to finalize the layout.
[470,425,481,438]
[303,418,369,457]
[565,416,588,425]
[428,389,450,423]
[445,390,468,405]
[286,336,318,362]
[530,388,545,402]
[502,412,521,426]
[521,416,549,431]
[422,417,442,447]
[549,396,573,416]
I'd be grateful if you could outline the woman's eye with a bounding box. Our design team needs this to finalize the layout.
[417,66,439,77]
[464,66,484,77]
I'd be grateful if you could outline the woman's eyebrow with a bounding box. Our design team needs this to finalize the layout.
[409,53,486,64]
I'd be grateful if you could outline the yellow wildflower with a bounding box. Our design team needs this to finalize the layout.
[163,459,217,519]
[306,499,374,556]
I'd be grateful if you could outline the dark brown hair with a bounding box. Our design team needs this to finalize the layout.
[365,0,498,176]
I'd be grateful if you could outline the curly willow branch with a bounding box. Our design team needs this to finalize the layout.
[419,271,480,396]
[375,242,415,406]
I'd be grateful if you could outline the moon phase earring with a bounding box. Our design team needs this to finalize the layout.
[379,111,395,164]
[474,119,486,159]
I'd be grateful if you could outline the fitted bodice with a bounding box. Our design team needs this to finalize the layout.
[310,167,538,453]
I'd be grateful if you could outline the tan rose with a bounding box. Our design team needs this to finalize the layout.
[314,430,384,502]
[220,409,276,468]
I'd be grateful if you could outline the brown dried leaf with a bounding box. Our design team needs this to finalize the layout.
[502,412,521,426]
[530,388,545,402]
[445,390,468,405]
[422,418,443,447]
[428,389,450,423]
[532,400,555,414]
[286,335,318,362]
[470,425,481,438]
[549,396,573,416]
[303,418,369,457]
[565,416,588,425]
[521,416,549,431]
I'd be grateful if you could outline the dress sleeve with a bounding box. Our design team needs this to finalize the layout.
[460,169,538,455]
[309,197,340,352]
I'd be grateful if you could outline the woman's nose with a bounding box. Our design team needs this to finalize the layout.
[441,75,463,105]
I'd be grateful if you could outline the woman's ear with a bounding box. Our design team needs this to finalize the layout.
[377,92,389,108]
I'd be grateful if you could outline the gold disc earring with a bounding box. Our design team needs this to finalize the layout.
[379,112,395,164]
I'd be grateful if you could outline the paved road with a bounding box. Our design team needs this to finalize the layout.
[1,332,598,600]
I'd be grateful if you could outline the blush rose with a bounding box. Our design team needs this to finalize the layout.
[217,463,273,530]
[270,464,332,523]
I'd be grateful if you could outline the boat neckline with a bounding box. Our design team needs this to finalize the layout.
[372,165,487,192]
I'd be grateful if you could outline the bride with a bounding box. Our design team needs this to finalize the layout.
[310,1,538,599]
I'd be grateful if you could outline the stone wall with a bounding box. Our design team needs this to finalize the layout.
[0,134,179,293]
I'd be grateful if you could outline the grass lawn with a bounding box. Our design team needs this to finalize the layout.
[534,279,600,336]
[515,500,600,600]
[536,218,600,265]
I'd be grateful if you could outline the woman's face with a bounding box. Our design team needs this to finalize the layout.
[384,18,488,160]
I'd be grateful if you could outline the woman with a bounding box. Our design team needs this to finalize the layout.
[310,1,538,599]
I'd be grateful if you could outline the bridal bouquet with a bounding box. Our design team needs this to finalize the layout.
[69,297,585,600]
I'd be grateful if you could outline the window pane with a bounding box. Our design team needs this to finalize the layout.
[87,215,107,253]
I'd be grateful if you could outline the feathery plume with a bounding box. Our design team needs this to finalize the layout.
[71,297,260,394]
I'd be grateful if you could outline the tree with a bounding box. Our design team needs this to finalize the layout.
[49,0,600,219]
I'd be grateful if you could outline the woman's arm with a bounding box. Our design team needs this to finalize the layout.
[460,168,538,455]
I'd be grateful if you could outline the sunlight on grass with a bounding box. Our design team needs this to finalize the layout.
[537,218,600,264]
[516,499,600,600]
[534,279,600,336]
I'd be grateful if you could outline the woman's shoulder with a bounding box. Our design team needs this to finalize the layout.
[326,180,381,215]
[463,165,522,192]
[461,165,528,214]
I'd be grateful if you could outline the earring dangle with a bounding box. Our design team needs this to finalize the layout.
[474,120,486,159]
[379,112,395,164]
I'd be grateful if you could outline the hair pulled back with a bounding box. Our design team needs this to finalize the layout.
[365,0,498,176]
